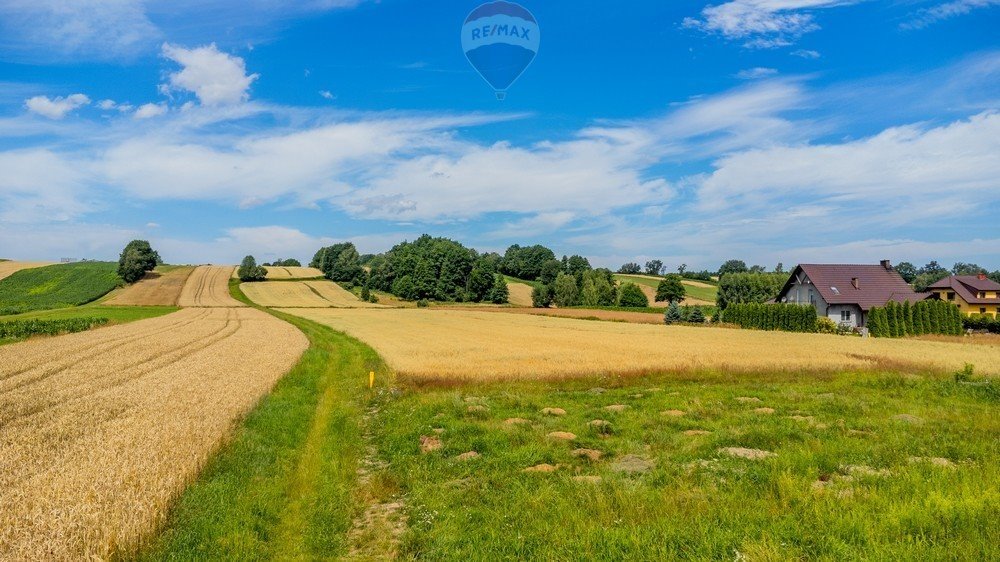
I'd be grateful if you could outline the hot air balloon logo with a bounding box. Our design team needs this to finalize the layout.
[462,1,540,100]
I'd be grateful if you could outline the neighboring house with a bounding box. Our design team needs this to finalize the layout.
[927,274,1000,318]
[774,260,928,328]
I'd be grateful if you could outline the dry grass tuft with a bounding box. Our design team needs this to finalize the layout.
[281,308,1000,383]
[177,266,244,307]
[0,308,307,559]
[105,267,195,306]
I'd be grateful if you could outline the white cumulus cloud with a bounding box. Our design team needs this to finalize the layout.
[161,43,259,106]
[134,103,168,119]
[24,93,91,119]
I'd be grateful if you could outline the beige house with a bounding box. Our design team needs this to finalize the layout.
[927,274,1000,318]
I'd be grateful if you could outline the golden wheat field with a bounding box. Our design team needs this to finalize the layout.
[0,307,307,559]
[0,261,57,281]
[282,308,1000,382]
[241,280,381,308]
[506,281,534,307]
[177,266,243,307]
[303,280,384,307]
[263,266,324,279]
[104,266,195,306]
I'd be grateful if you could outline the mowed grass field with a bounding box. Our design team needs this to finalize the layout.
[0,262,121,315]
[280,309,1000,383]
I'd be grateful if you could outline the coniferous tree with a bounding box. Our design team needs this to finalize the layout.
[664,301,683,324]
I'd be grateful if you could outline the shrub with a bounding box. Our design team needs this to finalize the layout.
[688,307,706,323]
[723,303,817,333]
[869,300,964,338]
[360,282,371,302]
[531,285,553,308]
[816,317,838,334]
[238,256,267,282]
[416,299,429,308]
[664,302,682,324]
[487,274,509,304]
[617,283,649,308]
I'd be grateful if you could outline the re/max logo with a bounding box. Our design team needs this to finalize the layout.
[470,24,532,41]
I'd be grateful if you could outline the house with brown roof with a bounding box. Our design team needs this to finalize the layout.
[774,260,929,328]
[927,274,1000,318]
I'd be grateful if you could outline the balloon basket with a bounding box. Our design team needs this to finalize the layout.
[495,91,507,101]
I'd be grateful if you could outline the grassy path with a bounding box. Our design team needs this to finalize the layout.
[137,284,389,560]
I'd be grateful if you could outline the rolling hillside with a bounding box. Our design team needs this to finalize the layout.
[0,262,121,315]
[613,274,717,304]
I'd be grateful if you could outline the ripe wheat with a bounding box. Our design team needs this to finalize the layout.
[177,266,244,307]
[282,308,1000,382]
[105,267,195,306]
[0,308,307,559]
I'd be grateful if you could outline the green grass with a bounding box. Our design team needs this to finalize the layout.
[0,261,121,315]
[135,281,999,560]
[0,305,177,345]
[139,283,389,560]
[370,371,1000,560]
[615,274,719,303]
[504,275,542,290]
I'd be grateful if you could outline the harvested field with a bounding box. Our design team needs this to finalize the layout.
[281,309,1000,382]
[0,261,56,281]
[0,307,307,559]
[303,281,382,307]
[263,266,324,279]
[177,266,243,307]
[506,282,534,307]
[241,281,381,308]
[104,267,195,306]
[242,282,333,307]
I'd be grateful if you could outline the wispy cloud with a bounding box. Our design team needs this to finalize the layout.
[683,1,858,48]
[735,67,779,79]
[900,0,999,30]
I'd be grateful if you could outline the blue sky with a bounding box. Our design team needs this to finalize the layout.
[0,0,998,269]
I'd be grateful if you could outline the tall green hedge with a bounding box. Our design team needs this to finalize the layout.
[868,300,962,338]
[720,303,818,333]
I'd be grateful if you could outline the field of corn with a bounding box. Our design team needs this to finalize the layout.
[0,262,121,315]
[281,308,1000,383]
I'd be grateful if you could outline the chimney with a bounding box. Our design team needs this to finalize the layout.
[979,273,988,281]
[852,277,860,290]
[880,259,892,271]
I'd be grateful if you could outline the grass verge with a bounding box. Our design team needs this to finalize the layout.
[137,282,390,560]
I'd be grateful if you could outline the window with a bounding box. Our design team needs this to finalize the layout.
[830,286,840,295]
[981,308,987,314]
[947,292,955,301]
[841,310,852,322]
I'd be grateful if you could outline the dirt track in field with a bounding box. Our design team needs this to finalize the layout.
[0,307,307,559]
[0,261,57,281]
[105,267,195,306]
[177,266,243,307]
